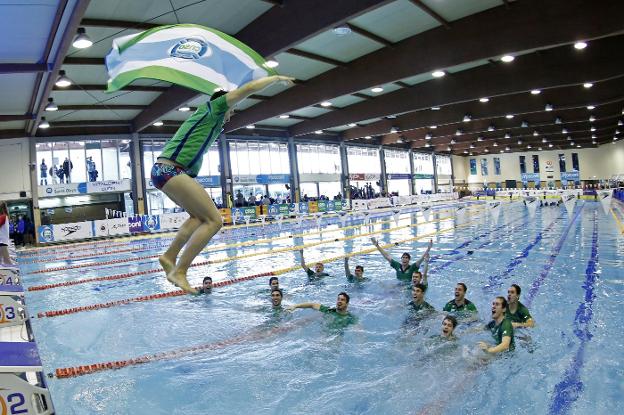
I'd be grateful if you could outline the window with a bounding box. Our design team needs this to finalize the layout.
[558,154,566,172]
[571,153,579,171]
[347,146,380,174]
[231,141,290,176]
[385,149,410,174]
[469,158,477,175]
[494,157,501,175]
[413,152,434,175]
[435,155,452,176]
[480,158,488,176]
[296,144,341,174]
[532,155,540,173]
[519,156,526,174]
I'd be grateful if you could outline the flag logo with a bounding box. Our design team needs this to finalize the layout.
[170,37,210,60]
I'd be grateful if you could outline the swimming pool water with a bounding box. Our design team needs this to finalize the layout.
[19,201,624,414]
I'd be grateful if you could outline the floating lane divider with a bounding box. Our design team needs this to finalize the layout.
[548,210,599,414]
[610,207,624,234]
[28,210,469,291]
[525,203,584,307]
[27,206,473,273]
[37,215,479,319]
[53,315,317,379]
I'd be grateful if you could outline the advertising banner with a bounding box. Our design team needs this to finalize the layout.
[349,173,379,181]
[127,216,143,234]
[53,221,93,241]
[561,171,580,185]
[195,175,221,187]
[86,179,131,193]
[39,182,85,197]
[141,215,161,232]
[387,173,411,180]
[160,212,190,230]
[520,173,541,184]
[38,225,55,243]
[108,218,130,236]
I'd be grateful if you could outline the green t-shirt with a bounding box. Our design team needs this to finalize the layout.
[159,95,228,177]
[442,299,478,314]
[486,318,515,351]
[505,301,532,323]
[306,269,330,279]
[346,273,367,283]
[390,259,419,281]
[319,305,357,329]
[409,300,435,313]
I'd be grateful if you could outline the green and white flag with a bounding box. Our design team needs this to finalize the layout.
[105,24,276,94]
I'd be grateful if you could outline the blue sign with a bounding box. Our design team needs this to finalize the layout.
[521,173,541,184]
[561,171,580,184]
[195,175,221,187]
[298,202,309,214]
[141,215,160,232]
[255,174,290,184]
[388,173,411,180]
[128,216,143,234]
[38,225,54,242]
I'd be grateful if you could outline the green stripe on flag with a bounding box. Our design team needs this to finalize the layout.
[107,66,219,95]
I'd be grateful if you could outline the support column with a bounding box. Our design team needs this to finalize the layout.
[219,134,233,202]
[29,137,42,244]
[379,146,387,196]
[130,133,145,215]
[339,141,350,200]
[408,149,415,196]
[432,152,439,193]
[288,137,300,202]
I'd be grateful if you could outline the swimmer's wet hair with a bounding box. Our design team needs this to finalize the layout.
[413,283,427,292]
[338,292,350,303]
[269,276,279,285]
[496,296,508,310]
[355,265,364,271]
[457,282,467,292]
[511,284,521,295]
[203,276,212,283]
[444,315,458,328]
[401,252,411,260]
[210,90,228,101]
[271,288,283,297]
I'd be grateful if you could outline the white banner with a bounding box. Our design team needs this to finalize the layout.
[561,191,577,216]
[93,219,110,237]
[87,179,131,194]
[53,221,93,241]
[524,196,539,218]
[39,182,81,197]
[487,200,502,224]
[598,190,612,215]
[421,204,431,222]
[160,212,190,230]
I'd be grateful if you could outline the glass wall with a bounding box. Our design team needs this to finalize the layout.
[469,158,477,175]
[519,155,527,174]
[558,154,566,172]
[347,146,381,198]
[413,152,434,194]
[385,149,411,196]
[494,157,501,176]
[572,153,579,171]
[297,143,342,200]
[532,155,540,173]
[435,154,452,192]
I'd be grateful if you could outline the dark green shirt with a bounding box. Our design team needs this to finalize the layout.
[442,299,477,313]
[346,273,367,283]
[319,305,357,329]
[409,300,435,313]
[307,269,330,279]
[486,318,515,351]
[505,301,532,323]
[159,95,228,177]
[390,259,419,281]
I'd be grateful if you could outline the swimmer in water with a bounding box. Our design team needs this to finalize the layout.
[269,276,280,291]
[443,282,478,317]
[344,257,365,282]
[197,277,212,294]
[299,249,330,279]
[154,75,295,294]
[478,296,515,354]
[288,292,357,329]
[371,237,432,282]
[506,284,535,328]
[411,252,429,288]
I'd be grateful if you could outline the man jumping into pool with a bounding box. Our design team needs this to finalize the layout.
[153,75,295,293]
[371,237,432,282]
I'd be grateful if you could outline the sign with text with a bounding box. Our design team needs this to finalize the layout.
[160,212,190,230]
[40,179,131,197]
[38,225,54,243]
[195,175,221,187]
[349,173,379,181]
[127,216,143,234]
[233,174,291,184]
[86,179,130,193]
[521,173,541,184]
[141,215,161,232]
[561,171,580,185]
[53,221,92,241]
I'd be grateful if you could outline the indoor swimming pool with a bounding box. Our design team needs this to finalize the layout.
[18,201,624,414]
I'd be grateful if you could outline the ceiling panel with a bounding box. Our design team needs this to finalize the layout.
[355,81,403,98]
[421,0,505,22]
[348,0,440,43]
[0,73,38,113]
[161,110,196,122]
[60,64,172,87]
[271,52,336,81]
[47,109,141,122]
[84,0,177,23]
[329,94,366,108]
[67,26,143,58]
[294,29,384,63]
[290,107,332,118]
[0,121,26,130]
[257,117,302,127]
[51,90,162,106]
[172,0,273,35]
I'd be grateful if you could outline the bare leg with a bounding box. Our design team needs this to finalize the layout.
[0,246,14,265]
[160,174,223,293]
[159,216,201,274]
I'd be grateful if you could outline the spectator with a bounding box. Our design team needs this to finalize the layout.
[40,159,48,185]
[62,157,73,183]
[235,190,245,207]
[16,215,25,247]
[56,164,65,183]
[247,193,256,206]
[87,157,98,182]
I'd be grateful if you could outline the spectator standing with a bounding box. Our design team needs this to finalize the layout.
[40,159,48,185]
[63,157,73,183]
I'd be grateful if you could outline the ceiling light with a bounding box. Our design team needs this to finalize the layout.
[521,121,529,128]
[386,115,397,119]
[583,82,593,89]
[555,117,562,124]
[365,136,372,139]
[463,150,469,154]
[431,106,441,111]
[574,41,587,50]
[542,137,547,143]
[479,97,490,103]
[570,141,575,146]
[618,120,623,126]
[429,125,437,129]
[178,106,191,112]
[587,105,595,110]
[469,152,474,156]
[533,130,539,136]
[592,141,596,145]
[545,103,553,111]
[463,114,472,122]
[425,133,432,140]
[505,114,514,119]
[616,130,621,135]
[38,117,50,129]
[347,122,356,127]
[530,89,541,95]
[589,115,596,122]
[549,143,554,148]
[246,124,256,129]
[517,139,523,145]
[500,149,504,153]
[591,134,597,139]
[577,144,581,148]
[371,87,384,93]
[505,146,510,151]
[566,136,572,141]
[455,129,463,136]
[501,55,515,63]
[280,115,291,119]
[538,147,543,151]
[614,137,619,141]
[527,144,532,149]
[390,126,399,133]
[320,101,332,107]
[431,70,446,78]
[477,136,484,141]
[265,60,279,68]
[333,26,352,36]
[153,121,163,127]
[314,130,323,134]
[45,98,58,111]
[425,142,431,148]
[484,148,489,152]
[72,27,92,49]
[470,143,475,148]
[504,133,511,139]
[488,125,495,131]
[447,146,452,151]
[396,138,404,144]
[591,127,596,132]
[55,70,71,87]
[493,142,498,147]
[562,128,568,134]
[450,139,457,145]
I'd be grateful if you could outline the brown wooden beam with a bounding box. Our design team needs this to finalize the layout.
[80,18,158,31]
[56,104,147,111]
[345,23,394,47]
[0,64,50,74]
[0,130,26,140]
[53,84,168,92]
[0,114,35,122]
[63,57,103,65]
[286,49,345,67]
[408,0,450,28]
[228,0,624,133]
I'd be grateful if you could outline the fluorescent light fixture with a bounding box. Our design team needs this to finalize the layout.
[265,60,279,68]
[246,125,256,129]
[280,115,290,119]
[333,26,352,36]
[493,142,498,147]
[527,144,532,149]
[38,117,50,129]
[505,146,510,151]
[431,106,441,111]
[429,125,437,129]
[587,105,595,110]
[455,129,463,136]
[479,97,489,103]
[561,128,568,134]
[72,27,92,49]
[583,82,593,89]
[591,127,596,131]
[542,138,547,143]
[570,141,575,146]
[505,114,514,119]
[447,146,452,151]
[549,143,554,148]
[533,130,539,136]
[390,126,399,133]
[470,143,475,148]
[589,115,596,122]
[425,133,432,140]
[517,139,523,145]
[463,114,472,122]
[530,89,541,95]
[396,138,404,144]
[371,87,384,93]
[545,103,553,111]
[320,101,332,107]
[55,70,71,87]
[574,41,587,50]
[347,122,356,127]
[425,142,431,147]
[501,55,515,62]
[431,70,446,78]
[463,150,468,154]
[153,121,163,127]
[178,106,191,112]
[477,136,484,141]
[618,120,623,126]
[45,98,58,111]
[504,133,511,139]
[364,136,372,139]
[538,147,543,151]
[488,125,495,131]
[591,134,597,139]
[484,148,489,152]
[314,130,323,134]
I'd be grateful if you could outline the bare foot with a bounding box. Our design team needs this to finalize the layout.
[159,255,175,275]
[166,269,198,295]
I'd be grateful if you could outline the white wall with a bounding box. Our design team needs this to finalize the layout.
[451,140,624,186]
[0,137,31,200]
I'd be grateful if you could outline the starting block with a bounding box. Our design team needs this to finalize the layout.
[0,267,20,286]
